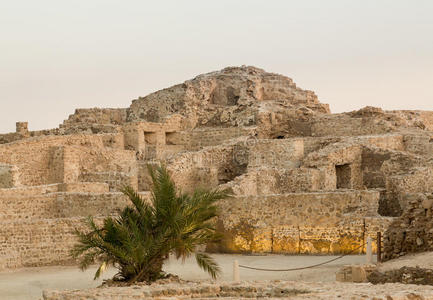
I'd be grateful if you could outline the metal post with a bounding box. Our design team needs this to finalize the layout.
[366,236,372,264]
[377,232,382,263]
[233,260,240,282]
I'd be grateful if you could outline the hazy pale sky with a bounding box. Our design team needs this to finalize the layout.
[1,0,432,133]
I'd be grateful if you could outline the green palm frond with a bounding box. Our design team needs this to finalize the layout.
[195,252,221,279]
[94,261,108,280]
[71,165,228,283]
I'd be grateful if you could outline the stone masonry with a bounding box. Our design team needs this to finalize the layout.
[1,66,432,270]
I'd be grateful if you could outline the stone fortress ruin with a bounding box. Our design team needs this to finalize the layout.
[1,66,433,270]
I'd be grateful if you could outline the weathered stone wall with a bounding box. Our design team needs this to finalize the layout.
[0,132,23,144]
[165,127,256,151]
[404,133,433,157]
[0,135,137,187]
[0,190,131,270]
[303,143,363,190]
[247,139,304,169]
[64,108,127,125]
[310,108,433,137]
[0,218,100,269]
[222,167,322,196]
[0,164,20,188]
[0,135,99,185]
[127,66,330,130]
[302,134,404,157]
[79,171,138,191]
[383,193,433,261]
[167,142,248,192]
[0,184,60,196]
[213,191,387,254]
[311,115,394,137]
[0,192,127,225]
[385,167,433,214]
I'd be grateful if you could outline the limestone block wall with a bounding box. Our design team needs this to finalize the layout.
[404,134,433,157]
[0,218,104,269]
[0,193,59,221]
[0,135,113,186]
[361,147,393,189]
[167,143,248,193]
[213,191,383,254]
[310,109,433,137]
[54,193,129,218]
[48,146,81,184]
[247,139,304,169]
[385,167,433,212]
[302,135,406,192]
[303,143,363,190]
[80,172,137,191]
[62,108,127,128]
[257,168,322,194]
[0,132,22,144]
[0,191,126,221]
[0,140,54,186]
[362,146,422,183]
[137,162,158,191]
[354,134,405,151]
[77,147,137,175]
[218,171,258,196]
[0,126,63,145]
[310,116,393,137]
[0,164,19,188]
[0,190,130,270]
[255,108,315,138]
[54,144,138,189]
[302,135,404,158]
[123,119,182,148]
[223,167,322,196]
[57,182,109,193]
[303,137,343,155]
[165,127,256,151]
[100,133,124,149]
[0,184,59,196]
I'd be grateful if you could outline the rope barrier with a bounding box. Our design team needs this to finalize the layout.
[238,241,369,272]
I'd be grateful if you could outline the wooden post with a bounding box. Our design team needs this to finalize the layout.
[366,236,373,264]
[377,232,382,263]
[233,260,240,282]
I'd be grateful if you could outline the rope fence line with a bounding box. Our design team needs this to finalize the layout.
[237,237,377,273]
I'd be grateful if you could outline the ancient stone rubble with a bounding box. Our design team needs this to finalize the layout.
[1,66,432,270]
[383,192,433,260]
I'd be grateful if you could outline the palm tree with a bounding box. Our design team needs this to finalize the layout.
[71,165,229,283]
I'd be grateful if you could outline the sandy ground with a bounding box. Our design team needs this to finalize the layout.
[0,254,370,300]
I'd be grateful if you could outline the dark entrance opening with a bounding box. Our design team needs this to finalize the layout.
[336,164,351,189]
